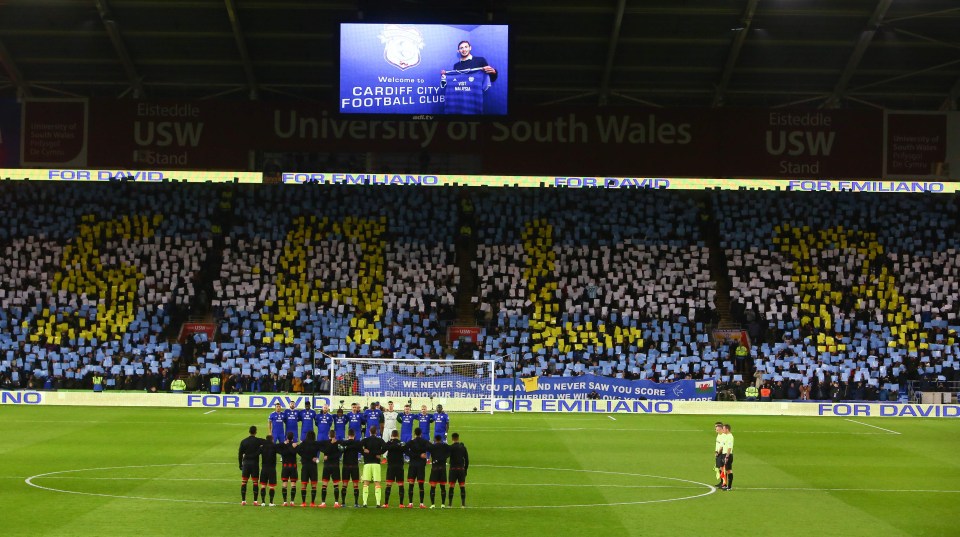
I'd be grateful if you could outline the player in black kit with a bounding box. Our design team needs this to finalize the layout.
[427,434,451,508]
[447,432,469,508]
[339,429,363,507]
[257,435,279,506]
[294,431,322,507]
[383,430,407,508]
[405,427,431,508]
[278,431,298,506]
[238,426,261,505]
[318,430,341,508]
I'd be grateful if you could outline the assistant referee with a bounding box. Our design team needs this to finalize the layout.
[721,423,735,490]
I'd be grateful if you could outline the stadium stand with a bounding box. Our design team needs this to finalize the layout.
[469,187,721,382]
[2,180,957,403]
[714,190,960,400]
[0,181,217,391]
[211,184,460,392]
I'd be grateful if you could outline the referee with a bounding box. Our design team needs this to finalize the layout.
[238,426,261,506]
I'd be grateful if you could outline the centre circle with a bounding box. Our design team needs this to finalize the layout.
[25,462,716,509]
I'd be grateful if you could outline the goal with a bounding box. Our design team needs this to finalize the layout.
[329,357,496,413]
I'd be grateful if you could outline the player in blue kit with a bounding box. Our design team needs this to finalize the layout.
[298,401,317,441]
[346,403,365,461]
[333,407,348,441]
[398,404,416,443]
[268,402,285,443]
[416,404,434,462]
[364,401,383,437]
[432,404,450,442]
[315,404,334,441]
[416,405,433,444]
[283,402,300,441]
[347,403,365,440]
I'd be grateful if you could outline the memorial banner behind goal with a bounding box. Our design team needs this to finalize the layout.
[358,372,491,398]
[330,357,496,412]
[495,375,716,401]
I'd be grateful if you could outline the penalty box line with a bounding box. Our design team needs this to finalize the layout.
[844,418,901,435]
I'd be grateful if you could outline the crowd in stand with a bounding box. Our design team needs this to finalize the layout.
[211,185,460,385]
[2,182,958,401]
[0,182,218,391]
[468,187,722,381]
[715,190,960,396]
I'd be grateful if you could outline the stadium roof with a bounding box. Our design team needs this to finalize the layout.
[0,0,958,111]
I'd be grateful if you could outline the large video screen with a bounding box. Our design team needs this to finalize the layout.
[339,23,509,117]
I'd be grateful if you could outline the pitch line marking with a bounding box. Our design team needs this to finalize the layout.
[466,427,891,435]
[24,463,716,509]
[24,463,237,505]
[607,415,617,421]
[22,476,707,490]
[844,418,901,435]
[19,472,960,496]
[466,464,716,509]
[204,409,217,415]
[730,486,960,493]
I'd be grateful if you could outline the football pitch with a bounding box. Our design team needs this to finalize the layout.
[1,406,958,537]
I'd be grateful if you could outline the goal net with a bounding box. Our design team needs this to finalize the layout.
[329,357,496,413]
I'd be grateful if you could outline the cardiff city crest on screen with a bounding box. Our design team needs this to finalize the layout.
[378,25,424,70]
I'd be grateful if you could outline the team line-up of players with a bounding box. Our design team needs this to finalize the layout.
[238,401,469,509]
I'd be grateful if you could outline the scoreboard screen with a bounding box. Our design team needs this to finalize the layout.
[339,23,509,118]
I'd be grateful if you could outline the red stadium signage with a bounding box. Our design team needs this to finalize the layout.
[252,105,886,178]
[0,99,21,167]
[716,109,883,178]
[21,98,88,167]
[712,329,750,349]
[885,112,948,177]
[68,99,895,178]
[86,100,249,170]
[179,322,216,342]
[447,326,481,343]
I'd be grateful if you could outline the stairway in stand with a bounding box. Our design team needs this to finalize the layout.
[694,192,738,330]
[453,193,479,327]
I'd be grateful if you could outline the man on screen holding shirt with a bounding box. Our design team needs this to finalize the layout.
[440,40,498,115]
[442,40,497,81]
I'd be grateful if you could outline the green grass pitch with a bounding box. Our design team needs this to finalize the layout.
[1,406,958,537]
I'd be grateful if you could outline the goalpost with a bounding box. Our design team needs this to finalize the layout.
[329,357,496,414]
